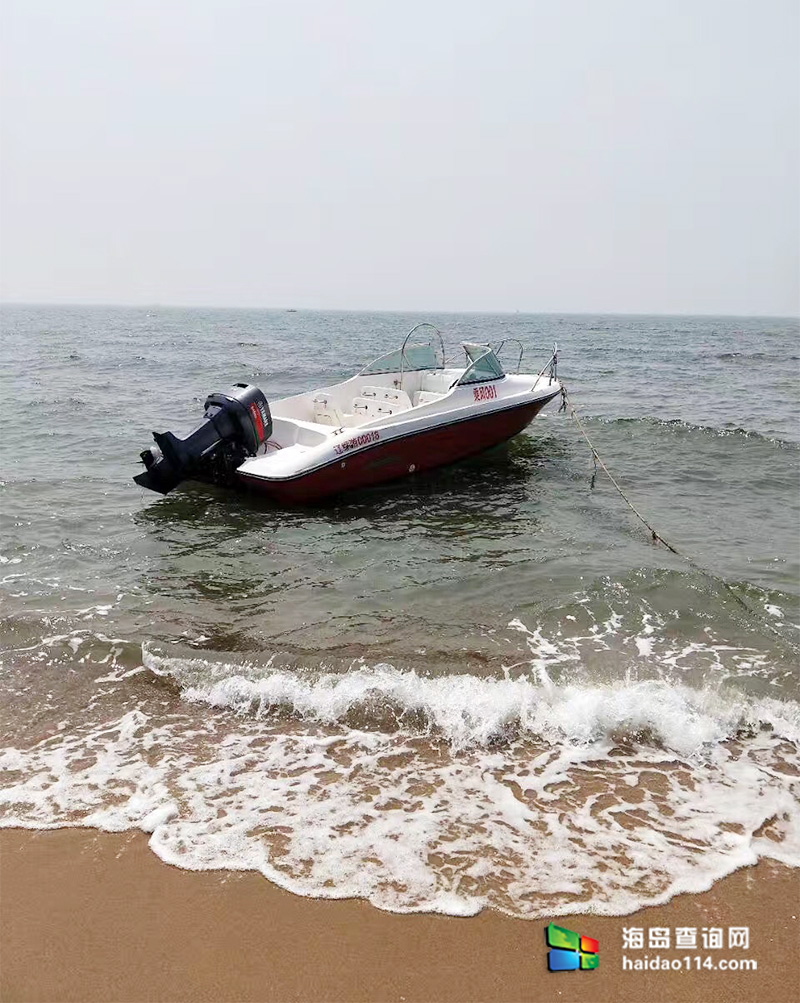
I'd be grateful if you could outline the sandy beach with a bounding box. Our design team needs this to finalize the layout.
[1,828,796,1003]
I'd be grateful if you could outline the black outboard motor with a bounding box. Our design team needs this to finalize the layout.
[134,383,272,495]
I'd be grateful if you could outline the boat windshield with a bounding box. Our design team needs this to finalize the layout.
[359,343,440,376]
[456,343,505,385]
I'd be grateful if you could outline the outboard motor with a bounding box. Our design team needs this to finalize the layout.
[134,383,272,495]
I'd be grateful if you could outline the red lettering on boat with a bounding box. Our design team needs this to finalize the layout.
[333,431,380,455]
[473,385,498,402]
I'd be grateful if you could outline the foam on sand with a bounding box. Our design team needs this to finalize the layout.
[1,634,798,918]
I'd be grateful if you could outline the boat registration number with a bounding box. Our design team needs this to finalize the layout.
[473,385,498,402]
[333,430,380,455]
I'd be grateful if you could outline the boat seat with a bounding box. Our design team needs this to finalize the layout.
[351,396,404,421]
[312,394,342,426]
[271,416,329,446]
[419,372,455,394]
[359,386,412,411]
[413,390,445,407]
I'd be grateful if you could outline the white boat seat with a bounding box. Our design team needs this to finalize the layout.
[413,390,445,407]
[351,396,405,421]
[419,372,455,394]
[270,416,329,446]
[359,386,412,411]
[312,394,342,426]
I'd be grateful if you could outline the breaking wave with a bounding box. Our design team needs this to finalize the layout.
[2,628,798,918]
[142,647,800,755]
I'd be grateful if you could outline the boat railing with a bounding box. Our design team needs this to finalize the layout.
[492,338,524,373]
[533,342,559,387]
[399,323,446,388]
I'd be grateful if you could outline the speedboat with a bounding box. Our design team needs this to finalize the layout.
[133,324,562,503]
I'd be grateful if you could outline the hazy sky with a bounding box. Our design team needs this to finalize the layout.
[1,0,798,314]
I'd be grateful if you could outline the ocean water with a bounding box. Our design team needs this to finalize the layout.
[1,305,798,917]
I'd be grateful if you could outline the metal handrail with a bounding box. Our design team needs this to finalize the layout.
[399,322,446,389]
[492,338,524,374]
[532,342,559,388]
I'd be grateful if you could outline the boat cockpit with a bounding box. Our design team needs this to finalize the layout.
[269,326,508,436]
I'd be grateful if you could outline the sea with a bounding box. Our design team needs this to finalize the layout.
[1,306,798,917]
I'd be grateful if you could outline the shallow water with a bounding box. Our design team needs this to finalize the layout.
[1,306,798,915]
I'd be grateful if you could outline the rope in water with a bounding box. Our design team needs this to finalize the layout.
[558,386,800,655]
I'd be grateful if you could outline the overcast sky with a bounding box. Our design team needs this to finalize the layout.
[1,0,797,315]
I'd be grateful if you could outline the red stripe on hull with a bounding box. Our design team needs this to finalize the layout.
[237,397,555,503]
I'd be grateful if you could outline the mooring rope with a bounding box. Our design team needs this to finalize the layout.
[559,386,800,655]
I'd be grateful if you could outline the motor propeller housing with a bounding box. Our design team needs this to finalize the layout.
[134,383,272,495]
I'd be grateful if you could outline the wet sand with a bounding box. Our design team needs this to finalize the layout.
[0,828,796,1003]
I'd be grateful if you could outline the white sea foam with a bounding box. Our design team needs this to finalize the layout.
[141,641,800,754]
[1,636,798,918]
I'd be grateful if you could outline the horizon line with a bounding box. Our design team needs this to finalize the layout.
[1,300,798,321]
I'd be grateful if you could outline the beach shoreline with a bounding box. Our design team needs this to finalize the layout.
[1,828,796,1003]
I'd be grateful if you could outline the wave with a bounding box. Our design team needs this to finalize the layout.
[2,673,798,918]
[589,415,796,446]
[141,646,800,755]
[714,351,800,362]
[2,630,799,919]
